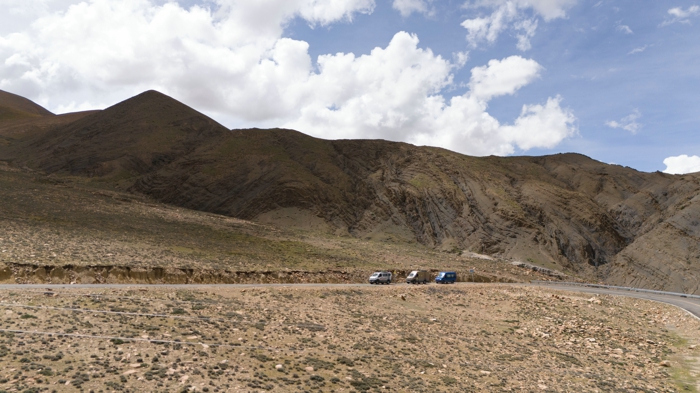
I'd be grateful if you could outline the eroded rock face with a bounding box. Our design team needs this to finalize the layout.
[126,131,700,288]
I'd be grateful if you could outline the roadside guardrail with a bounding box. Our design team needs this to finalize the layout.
[531,281,700,300]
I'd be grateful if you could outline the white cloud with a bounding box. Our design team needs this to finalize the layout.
[0,0,576,157]
[462,2,518,48]
[661,5,700,26]
[616,24,633,34]
[663,155,700,174]
[461,0,575,50]
[500,96,576,150]
[668,5,700,18]
[466,0,577,21]
[453,51,470,68]
[287,50,575,156]
[392,0,434,17]
[605,109,641,134]
[628,45,647,55]
[468,56,542,101]
[514,18,538,50]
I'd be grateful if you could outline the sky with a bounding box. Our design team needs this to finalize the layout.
[0,0,699,174]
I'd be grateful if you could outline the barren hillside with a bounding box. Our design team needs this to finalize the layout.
[1,89,698,291]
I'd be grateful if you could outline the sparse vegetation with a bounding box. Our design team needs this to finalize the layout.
[0,168,564,285]
[0,285,695,391]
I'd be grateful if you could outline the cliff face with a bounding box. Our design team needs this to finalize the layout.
[1,89,699,291]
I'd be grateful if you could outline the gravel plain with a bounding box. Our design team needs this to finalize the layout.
[0,284,698,392]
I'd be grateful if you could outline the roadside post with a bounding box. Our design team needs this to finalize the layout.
[469,268,475,282]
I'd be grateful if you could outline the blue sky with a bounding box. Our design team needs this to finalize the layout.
[0,0,699,173]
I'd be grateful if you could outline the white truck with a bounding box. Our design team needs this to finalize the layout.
[406,270,430,284]
[369,271,392,284]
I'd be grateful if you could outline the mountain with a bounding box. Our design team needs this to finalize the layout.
[0,89,698,292]
[0,89,53,119]
[0,89,97,143]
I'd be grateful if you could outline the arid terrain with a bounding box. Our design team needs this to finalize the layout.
[1,89,699,292]
[1,88,700,392]
[0,165,559,285]
[0,284,698,392]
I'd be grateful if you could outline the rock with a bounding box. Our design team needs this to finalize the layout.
[400,294,406,301]
[305,366,314,372]
[659,360,671,367]
[275,364,284,371]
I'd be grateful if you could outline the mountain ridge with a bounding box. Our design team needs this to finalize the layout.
[0,89,698,292]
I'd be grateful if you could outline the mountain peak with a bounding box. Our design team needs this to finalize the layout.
[0,90,54,118]
[14,90,230,176]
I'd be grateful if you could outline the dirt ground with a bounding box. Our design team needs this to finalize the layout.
[0,284,697,392]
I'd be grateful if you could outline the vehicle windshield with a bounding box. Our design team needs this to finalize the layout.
[437,273,445,277]
[370,273,380,277]
[408,272,416,277]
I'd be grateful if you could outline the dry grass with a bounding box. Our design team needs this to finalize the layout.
[0,284,697,392]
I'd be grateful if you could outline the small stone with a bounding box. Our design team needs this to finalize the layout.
[659,360,671,367]
[305,366,314,372]
[479,370,491,375]
[275,364,284,371]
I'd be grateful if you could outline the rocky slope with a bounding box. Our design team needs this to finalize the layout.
[0,89,698,291]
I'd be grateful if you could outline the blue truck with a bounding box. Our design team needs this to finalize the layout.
[435,271,457,284]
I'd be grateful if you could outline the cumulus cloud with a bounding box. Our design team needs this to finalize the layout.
[663,155,700,174]
[288,49,575,156]
[605,109,641,134]
[468,56,542,101]
[461,0,576,50]
[661,5,700,26]
[0,0,576,157]
[392,0,434,17]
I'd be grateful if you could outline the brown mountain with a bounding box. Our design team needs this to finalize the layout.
[0,90,96,143]
[1,89,698,292]
[0,89,53,118]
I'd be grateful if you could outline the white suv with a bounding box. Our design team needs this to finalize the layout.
[369,271,392,285]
